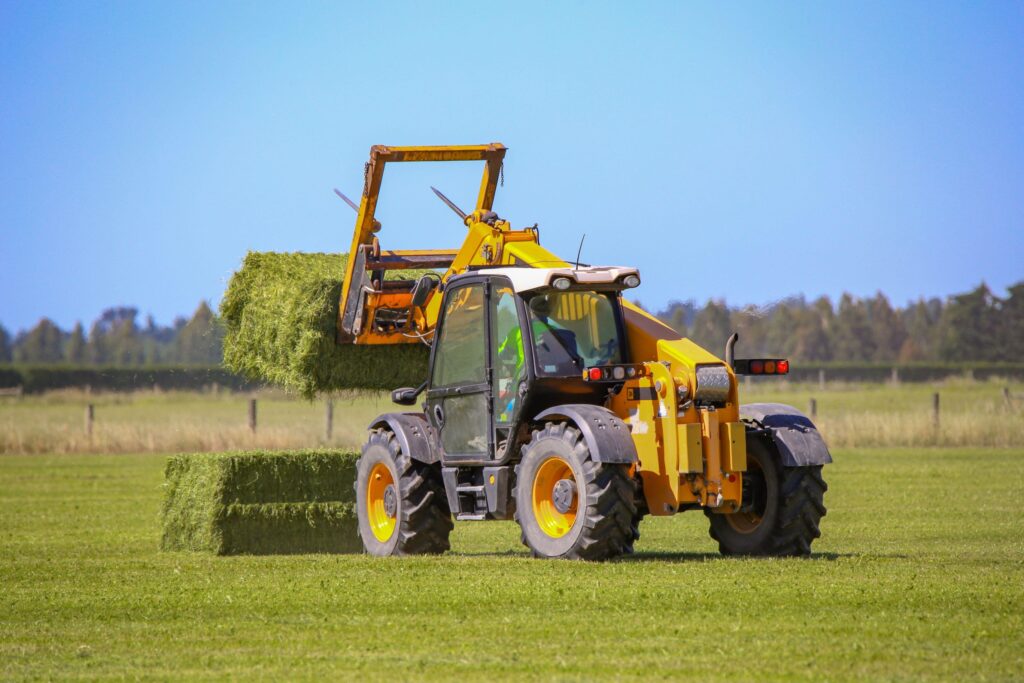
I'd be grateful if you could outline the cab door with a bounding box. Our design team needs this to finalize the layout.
[425,281,493,461]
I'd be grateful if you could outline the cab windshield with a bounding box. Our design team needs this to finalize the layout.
[524,290,624,376]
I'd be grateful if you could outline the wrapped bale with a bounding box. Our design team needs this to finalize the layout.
[161,449,361,555]
[220,252,429,398]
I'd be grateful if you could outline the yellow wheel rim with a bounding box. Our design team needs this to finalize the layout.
[367,462,397,542]
[531,456,578,538]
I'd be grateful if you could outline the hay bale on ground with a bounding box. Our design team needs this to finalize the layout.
[161,449,362,555]
[221,251,429,398]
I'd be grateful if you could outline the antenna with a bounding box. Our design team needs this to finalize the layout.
[333,188,359,213]
[575,233,586,270]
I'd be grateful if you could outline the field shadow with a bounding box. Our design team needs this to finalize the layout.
[625,550,860,563]
[626,550,918,563]
[443,550,881,563]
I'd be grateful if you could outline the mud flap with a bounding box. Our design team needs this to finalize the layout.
[740,402,832,467]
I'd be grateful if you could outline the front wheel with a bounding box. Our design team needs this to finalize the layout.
[706,435,827,556]
[514,422,638,560]
[355,428,453,556]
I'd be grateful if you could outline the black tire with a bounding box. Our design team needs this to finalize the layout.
[513,421,638,561]
[355,428,453,556]
[631,474,648,547]
[706,435,827,556]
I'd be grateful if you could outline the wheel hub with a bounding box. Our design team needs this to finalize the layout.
[383,484,397,518]
[552,478,577,514]
[367,462,398,542]
[532,456,579,538]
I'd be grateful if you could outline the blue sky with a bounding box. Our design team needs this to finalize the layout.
[1,1,1022,333]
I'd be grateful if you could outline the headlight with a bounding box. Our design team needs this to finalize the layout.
[623,274,641,288]
[552,277,572,291]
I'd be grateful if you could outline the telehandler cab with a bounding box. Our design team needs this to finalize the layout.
[340,144,830,560]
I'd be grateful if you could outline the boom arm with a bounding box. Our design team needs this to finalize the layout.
[336,143,682,354]
[338,144,506,341]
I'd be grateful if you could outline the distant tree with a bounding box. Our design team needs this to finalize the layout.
[868,293,907,362]
[667,307,688,337]
[690,299,732,355]
[938,283,1000,362]
[66,322,87,364]
[173,301,223,365]
[85,307,143,365]
[140,315,163,365]
[14,318,65,363]
[1001,281,1024,362]
[0,324,11,362]
[813,296,835,345]
[730,305,769,357]
[832,294,876,361]
[108,317,145,365]
[657,300,698,337]
[899,298,940,361]
[764,303,799,358]
[792,307,832,361]
[86,321,109,365]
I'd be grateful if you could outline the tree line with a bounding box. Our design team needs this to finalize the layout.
[0,302,223,366]
[645,281,1023,363]
[1,280,1020,366]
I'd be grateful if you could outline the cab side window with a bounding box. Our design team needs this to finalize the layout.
[432,284,486,387]
[491,285,521,423]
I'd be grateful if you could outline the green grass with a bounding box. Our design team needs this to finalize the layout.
[2,448,1022,680]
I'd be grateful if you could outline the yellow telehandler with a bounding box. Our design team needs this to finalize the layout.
[339,143,829,560]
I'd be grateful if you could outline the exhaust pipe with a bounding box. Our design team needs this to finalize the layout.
[725,333,738,369]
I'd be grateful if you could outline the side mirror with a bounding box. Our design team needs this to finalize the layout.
[410,275,438,308]
[391,380,427,406]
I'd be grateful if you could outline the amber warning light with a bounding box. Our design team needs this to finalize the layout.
[734,359,790,376]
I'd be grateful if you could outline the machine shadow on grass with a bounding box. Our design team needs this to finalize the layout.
[446,550,860,563]
[627,550,852,563]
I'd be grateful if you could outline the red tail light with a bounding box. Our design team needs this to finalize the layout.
[588,367,604,381]
[735,358,789,376]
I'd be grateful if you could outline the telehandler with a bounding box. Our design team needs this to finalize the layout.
[339,143,830,560]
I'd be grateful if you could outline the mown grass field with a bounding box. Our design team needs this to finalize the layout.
[2,447,1023,680]
[2,378,1022,453]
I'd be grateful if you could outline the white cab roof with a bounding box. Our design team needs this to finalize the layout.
[465,265,640,294]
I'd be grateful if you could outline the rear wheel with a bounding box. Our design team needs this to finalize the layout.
[706,435,827,556]
[514,422,638,560]
[355,428,453,556]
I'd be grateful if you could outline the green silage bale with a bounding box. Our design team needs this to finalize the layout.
[220,251,430,398]
[161,449,362,555]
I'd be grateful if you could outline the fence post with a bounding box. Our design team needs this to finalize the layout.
[1004,387,1013,410]
[809,398,817,420]
[85,404,94,438]
[932,392,940,428]
[325,399,334,442]
[248,398,257,435]
[890,366,899,385]
[818,368,825,390]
